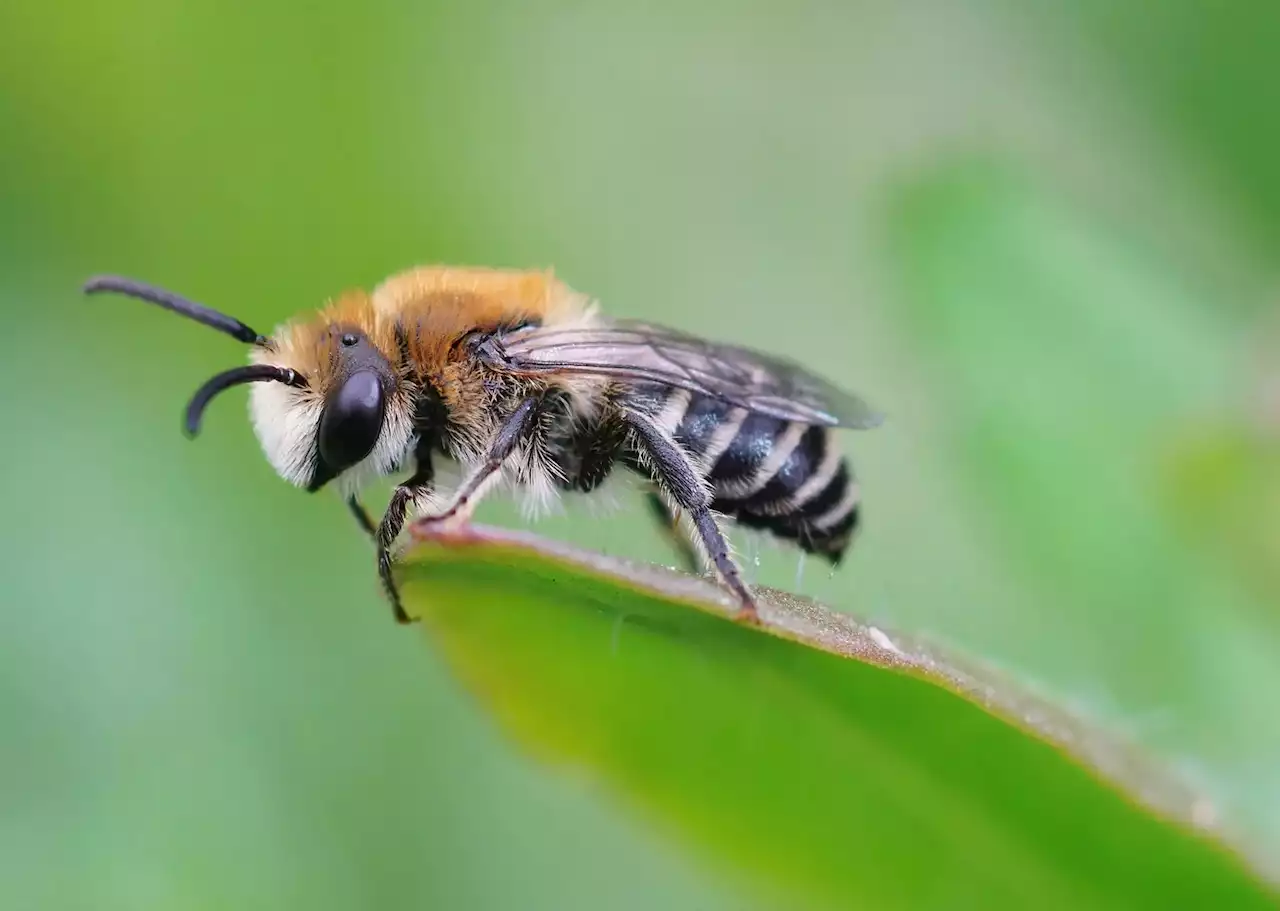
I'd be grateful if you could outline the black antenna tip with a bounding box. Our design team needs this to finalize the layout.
[81,274,266,346]
[82,275,119,295]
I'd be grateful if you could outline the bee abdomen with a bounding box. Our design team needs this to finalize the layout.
[660,388,859,563]
[727,458,859,563]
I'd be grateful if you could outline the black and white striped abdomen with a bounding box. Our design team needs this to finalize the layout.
[651,387,860,563]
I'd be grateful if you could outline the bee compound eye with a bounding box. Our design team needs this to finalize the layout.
[318,370,386,472]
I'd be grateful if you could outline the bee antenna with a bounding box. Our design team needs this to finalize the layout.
[83,275,269,346]
[185,365,307,438]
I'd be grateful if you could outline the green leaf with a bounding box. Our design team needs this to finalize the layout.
[396,525,1275,910]
[879,161,1280,850]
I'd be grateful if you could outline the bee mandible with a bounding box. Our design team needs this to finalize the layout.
[84,267,882,623]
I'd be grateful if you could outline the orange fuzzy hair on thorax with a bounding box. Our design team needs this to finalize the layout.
[260,266,595,389]
[371,266,595,374]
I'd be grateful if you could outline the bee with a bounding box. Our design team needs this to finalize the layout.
[83,267,882,623]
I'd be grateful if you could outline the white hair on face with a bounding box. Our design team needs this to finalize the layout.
[249,379,322,488]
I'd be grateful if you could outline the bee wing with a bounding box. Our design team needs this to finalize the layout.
[482,320,885,429]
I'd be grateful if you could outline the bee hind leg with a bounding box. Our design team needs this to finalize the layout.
[624,412,759,625]
[687,508,760,623]
[645,491,701,575]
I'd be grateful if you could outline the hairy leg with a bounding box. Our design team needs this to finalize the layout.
[374,464,435,624]
[644,491,701,574]
[624,412,757,622]
[347,497,377,538]
[417,397,540,527]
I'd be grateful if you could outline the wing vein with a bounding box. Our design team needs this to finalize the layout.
[487,320,884,429]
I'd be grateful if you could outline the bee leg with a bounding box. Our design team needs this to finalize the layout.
[376,483,427,624]
[419,397,540,527]
[347,497,377,539]
[373,461,436,624]
[624,413,759,624]
[645,491,701,574]
[687,509,760,624]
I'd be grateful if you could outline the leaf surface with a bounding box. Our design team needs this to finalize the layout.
[397,524,1275,910]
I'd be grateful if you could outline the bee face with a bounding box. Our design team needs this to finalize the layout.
[248,302,415,496]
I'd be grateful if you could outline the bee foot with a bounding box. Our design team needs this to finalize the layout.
[410,510,475,544]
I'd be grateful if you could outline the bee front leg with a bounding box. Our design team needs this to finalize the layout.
[624,412,759,624]
[347,497,377,538]
[373,462,435,624]
[416,397,540,529]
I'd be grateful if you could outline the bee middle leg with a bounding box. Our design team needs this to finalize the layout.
[624,412,759,623]
[416,396,540,527]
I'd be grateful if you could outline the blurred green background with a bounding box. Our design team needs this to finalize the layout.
[2,1,1278,908]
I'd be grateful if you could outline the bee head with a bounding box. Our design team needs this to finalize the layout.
[84,276,415,496]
